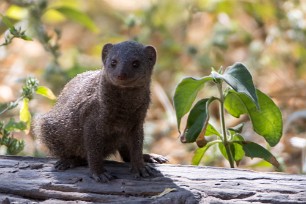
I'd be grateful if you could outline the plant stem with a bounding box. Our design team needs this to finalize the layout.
[217,83,235,168]
[0,97,23,116]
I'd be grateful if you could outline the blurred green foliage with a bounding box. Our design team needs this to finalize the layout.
[0,77,55,155]
[2,0,306,90]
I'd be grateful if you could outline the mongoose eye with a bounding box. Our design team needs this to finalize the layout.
[111,60,117,68]
[132,60,140,68]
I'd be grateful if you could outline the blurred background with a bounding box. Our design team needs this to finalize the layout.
[1,0,306,174]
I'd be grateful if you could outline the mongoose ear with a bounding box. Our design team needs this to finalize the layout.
[102,43,113,65]
[144,46,157,66]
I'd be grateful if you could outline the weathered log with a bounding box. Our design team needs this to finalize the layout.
[0,155,305,204]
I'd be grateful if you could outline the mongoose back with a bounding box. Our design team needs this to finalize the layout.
[34,41,167,182]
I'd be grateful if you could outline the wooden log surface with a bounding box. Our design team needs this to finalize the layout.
[0,155,305,204]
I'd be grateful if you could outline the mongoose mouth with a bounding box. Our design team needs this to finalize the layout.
[109,76,145,88]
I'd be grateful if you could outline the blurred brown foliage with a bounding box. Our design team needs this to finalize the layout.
[1,0,306,173]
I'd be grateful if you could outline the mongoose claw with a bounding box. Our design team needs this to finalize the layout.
[92,171,115,183]
[54,158,87,171]
[54,159,76,170]
[143,153,169,164]
[131,164,157,179]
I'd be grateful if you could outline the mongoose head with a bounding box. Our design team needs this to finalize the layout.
[102,41,157,88]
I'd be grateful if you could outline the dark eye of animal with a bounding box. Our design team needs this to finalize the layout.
[132,60,140,68]
[111,60,117,68]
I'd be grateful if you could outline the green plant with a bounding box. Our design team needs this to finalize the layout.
[1,0,100,92]
[0,14,32,46]
[0,77,56,155]
[0,11,33,46]
[173,63,283,169]
[0,0,98,155]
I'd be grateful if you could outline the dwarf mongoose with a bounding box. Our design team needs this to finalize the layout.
[34,41,167,182]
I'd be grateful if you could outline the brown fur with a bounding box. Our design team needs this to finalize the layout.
[33,41,167,182]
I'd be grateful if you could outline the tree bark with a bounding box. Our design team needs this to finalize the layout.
[0,155,305,204]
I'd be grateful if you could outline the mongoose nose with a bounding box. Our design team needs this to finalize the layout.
[117,73,127,80]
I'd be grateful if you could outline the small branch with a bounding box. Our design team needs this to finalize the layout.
[0,97,23,116]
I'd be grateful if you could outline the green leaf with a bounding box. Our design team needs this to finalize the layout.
[21,35,32,41]
[218,138,244,163]
[248,159,273,168]
[173,76,213,131]
[232,135,245,162]
[218,143,227,159]
[19,98,31,130]
[212,63,259,109]
[224,91,246,118]
[181,97,216,143]
[232,134,245,142]
[53,7,99,33]
[240,141,280,168]
[224,89,283,147]
[0,14,14,29]
[7,139,24,155]
[4,119,26,131]
[228,123,244,134]
[36,86,57,100]
[5,5,28,20]
[192,140,220,165]
[205,123,221,137]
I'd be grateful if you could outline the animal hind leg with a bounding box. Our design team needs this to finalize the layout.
[118,144,130,162]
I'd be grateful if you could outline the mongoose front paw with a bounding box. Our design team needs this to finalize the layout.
[55,160,70,170]
[143,153,168,164]
[92,171,114,183]
[130,164,156,178]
